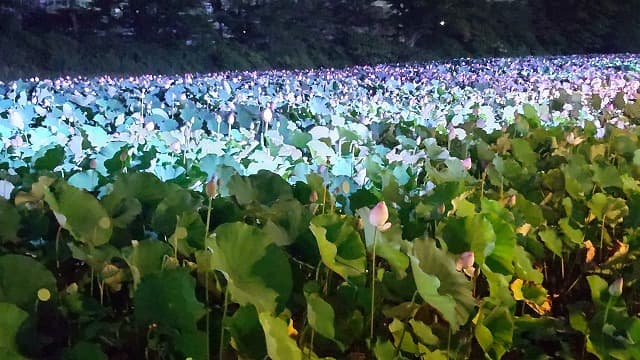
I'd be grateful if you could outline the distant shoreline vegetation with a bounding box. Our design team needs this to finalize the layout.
[1,0,639,81]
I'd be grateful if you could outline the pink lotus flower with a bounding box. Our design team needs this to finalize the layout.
[369,201,391,232]
[456,251,475,277]
[461,157,472,171]
[205,177,217,198]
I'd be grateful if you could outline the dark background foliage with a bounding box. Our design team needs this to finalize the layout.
[1,0,639,81]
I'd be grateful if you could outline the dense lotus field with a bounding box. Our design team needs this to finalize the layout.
[1,54,640,359]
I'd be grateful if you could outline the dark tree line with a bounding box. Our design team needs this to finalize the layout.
[4,0,639,54]
[0,0,639,80]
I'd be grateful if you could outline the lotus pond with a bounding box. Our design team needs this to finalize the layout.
[0,54,639,359]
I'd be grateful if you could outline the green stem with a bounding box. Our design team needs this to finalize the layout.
[600,219,606,263]
[602,295,613,330]
[370,228,379,346]
[204,196,213,360]
[219,284,229,360]
[55,226,62,270]
[307,329,315,360]
[393,291,419,358]
[447,326,452,359]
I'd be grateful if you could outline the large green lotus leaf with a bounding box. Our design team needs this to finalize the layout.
[43,180,112,247]
[558,218,584,247]
[522,103,541,128]
[103,197,142,229]
[611,132,637,157]
[465,214,495,266]
[409,319,439,346]
[587,193,628,224]
[512,246,543,283]
[513,194,544,227]
[0,302,28,360]
[415,181,465,219]
[227,305,267,359]
[101,172,168,211]
[440,217,468,254]
[134,268,205,332]
[211,222,292,313]
[0,199,20,244]
[481,265,516,307]
[62,342,107,360]
[591,163,623,189]
[304,285,336,340]
[67,170,100,192]
[309,214,367,280]
[174,331,207,360]
[410,256,458,331]
[480,200,516,274]
[67,243,119,270]
[624,194,640,228]
[122,240,173,288]
[475,304,514,360]
[150,185,202,236]
[388,318,419,354]
[258,313,303,360]
[31,144,65,170]
[562,156,593,199]
[411,238,475,332]
[586,275,609,308]
[0,255,57,310]
[510,138,537,170]
[538,228,563,257]
[255,198,310,246]
[624,99,640,119]
[227,170,293,206]
[168,212,206,257]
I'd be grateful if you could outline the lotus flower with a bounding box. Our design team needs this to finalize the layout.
[288,319,298,337]
[205,177,217,198]
[461,157,472,170]
[566,132,584,145]
[608,277,624,297]
[456,251,475,277]
[369,201,391,232]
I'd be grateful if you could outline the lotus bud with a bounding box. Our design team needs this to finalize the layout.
[65,282,78,294]
[101,264,120,279]
[120,150,128,162]
[341,181,350,193]
[144,121,155,131]
[456,251,475,270]
[437,203,446,215]
[37,288,51,302]
[262,106,273,124]
[164,256,179,270]
[53,211,67,227]
[309,191,318,203]
[608,277,624,297]
[170,141,181,152]
[456,251,475,277]
[288,319,299,338]
[205,177,217,198]
[461,157,472,171]
[369,201,391,232]
[506,194,517,207]
[447,123,456,141]
[89,158,97,169]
